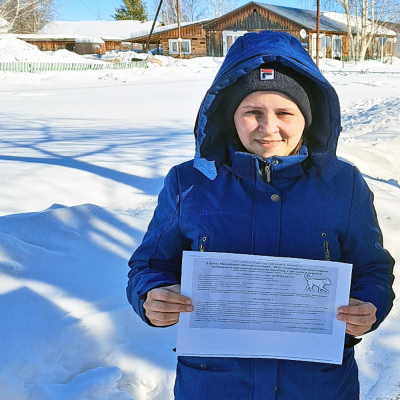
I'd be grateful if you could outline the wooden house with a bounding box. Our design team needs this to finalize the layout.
[18,20,158,55]
[203,3,352,59]
[16,34,106,55]
[124,20,209,58]
[386,22,400,57]
[16,34,76,52]
[126,2,396,60]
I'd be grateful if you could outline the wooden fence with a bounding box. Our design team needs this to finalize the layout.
[0,60,148,73]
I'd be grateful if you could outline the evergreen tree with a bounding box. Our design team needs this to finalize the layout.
[113,0,148,20]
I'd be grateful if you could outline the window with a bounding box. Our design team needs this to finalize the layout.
[222,31,248,56]
[169,39,191,54]
[332,35,342,60]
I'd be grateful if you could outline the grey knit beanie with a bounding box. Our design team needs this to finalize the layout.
[223,64,313,128]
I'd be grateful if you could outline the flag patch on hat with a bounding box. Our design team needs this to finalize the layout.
[260,68,275,81]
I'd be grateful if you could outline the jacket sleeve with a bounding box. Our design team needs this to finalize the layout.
[340,167,395,332]
[126,166,191,324]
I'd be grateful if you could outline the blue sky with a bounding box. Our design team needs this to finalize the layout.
[57,0,308,22]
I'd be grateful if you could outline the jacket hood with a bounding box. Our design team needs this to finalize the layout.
[193,31,342,181]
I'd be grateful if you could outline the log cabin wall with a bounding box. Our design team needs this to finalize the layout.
[105,41,122,52]
[204,4,303,56]
[205,4,302,32]
[75,42,105,55]
[341,35,349,59]
[25,40,74,51]
[157,24,207,58]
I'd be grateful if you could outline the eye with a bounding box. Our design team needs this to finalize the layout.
[246,110,261,115]
[277,111,292,116]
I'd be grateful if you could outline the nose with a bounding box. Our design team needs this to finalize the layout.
[258,113,279,133]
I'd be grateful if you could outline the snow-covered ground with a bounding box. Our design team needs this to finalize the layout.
[0,37,399,400]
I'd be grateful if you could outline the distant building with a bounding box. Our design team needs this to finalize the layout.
[127,1,397,60]
[386,22,400,57]
[17,20,157,55]
[124,20,210,58]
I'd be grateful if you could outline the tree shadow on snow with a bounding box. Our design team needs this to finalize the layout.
[0,115,195,197]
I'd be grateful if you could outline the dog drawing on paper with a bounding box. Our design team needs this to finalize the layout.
[304,273,331,293]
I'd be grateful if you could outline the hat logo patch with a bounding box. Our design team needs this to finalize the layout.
[260,68,275,81]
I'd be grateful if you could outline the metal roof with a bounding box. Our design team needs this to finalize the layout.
[125,19,212,41]
[253,3,349,32]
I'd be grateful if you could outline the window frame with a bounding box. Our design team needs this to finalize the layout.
[169,39,192,55]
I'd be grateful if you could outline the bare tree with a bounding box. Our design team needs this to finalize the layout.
[299,0,316,9]
[204,0,238,18]
[0,0,56,33]
[181,0,207,21]
[324,0,400,61]
[150,0,236,24]
[155,0,178,24]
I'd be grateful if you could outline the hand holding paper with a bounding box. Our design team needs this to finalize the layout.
[144,284,193,327]
[337,298,377,336]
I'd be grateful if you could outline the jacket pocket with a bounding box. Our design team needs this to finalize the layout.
[317,230,340,261]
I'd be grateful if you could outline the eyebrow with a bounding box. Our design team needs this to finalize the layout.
[240,105,298,111]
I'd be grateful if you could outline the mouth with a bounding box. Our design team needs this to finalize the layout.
[255,140,282,148]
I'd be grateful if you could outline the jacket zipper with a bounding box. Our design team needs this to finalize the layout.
[199,235,207,252]
[263,162,271,183]
[323,240,331,261]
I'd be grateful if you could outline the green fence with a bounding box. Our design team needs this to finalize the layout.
[0,60,148,73]
[321,69,400,75]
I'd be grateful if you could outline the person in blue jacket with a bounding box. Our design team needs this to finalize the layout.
[127,31,395,399]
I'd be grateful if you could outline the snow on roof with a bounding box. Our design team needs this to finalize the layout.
[75,37,105,43]
[253,3,349,32]
[126,19,212,40]
[17,33,109,43]
[40,20,156,40]
[17,34,79,41]
[322,12,397,36]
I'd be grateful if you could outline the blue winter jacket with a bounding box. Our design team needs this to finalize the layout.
[127,31,395,400]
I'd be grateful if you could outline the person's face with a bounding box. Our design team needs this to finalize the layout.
[233,91,306,158]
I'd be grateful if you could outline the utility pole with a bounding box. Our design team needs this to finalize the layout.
[316,0,320,67]
[177,0,182,59]
[147,0,163,53]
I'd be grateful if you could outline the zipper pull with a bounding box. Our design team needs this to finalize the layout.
[263,162,271,183]
[323,240,331,261]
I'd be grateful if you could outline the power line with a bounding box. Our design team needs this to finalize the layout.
[77,0,101,19]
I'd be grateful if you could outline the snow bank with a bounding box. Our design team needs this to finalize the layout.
[0,35,95,63]
[0,204,178,400]
[320,57,400,72]
[0,35,52,62]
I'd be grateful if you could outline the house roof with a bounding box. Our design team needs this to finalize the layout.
[40,20,156,41]
[202,2,349,33]
[125,19,212,41]
[322,11,397,36]
[254,3,349,32]
[16,34,92,42]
